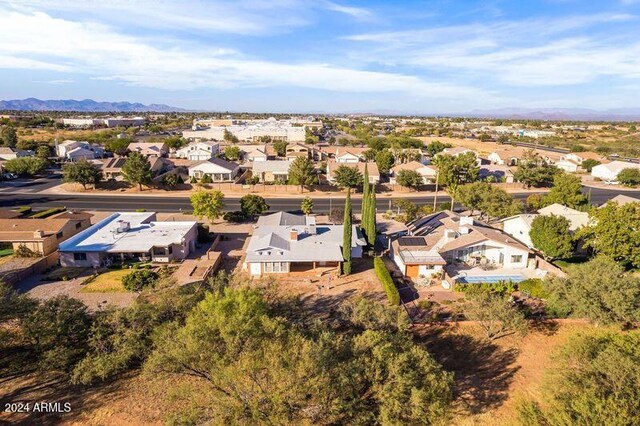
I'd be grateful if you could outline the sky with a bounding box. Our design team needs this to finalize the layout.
[0,0,639,113]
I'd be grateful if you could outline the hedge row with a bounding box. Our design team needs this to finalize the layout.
[373,257,401,306]
[31,207,66,218]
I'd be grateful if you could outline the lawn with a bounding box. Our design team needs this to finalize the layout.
[80,269,131,293]
[0,248,13,257]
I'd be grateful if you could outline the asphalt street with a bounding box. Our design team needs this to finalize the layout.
[0,187,636,213]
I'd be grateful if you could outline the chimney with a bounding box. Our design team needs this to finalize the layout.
[33,230,44,238]
[459,216,473,235]
[290,230,298,241]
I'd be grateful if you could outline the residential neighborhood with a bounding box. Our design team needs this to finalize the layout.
[2,0,640,424]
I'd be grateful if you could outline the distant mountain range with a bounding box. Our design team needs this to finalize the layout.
[459,107,640,121]
[0,98,185,112]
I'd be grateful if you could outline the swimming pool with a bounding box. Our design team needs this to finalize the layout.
[456,274,525,284]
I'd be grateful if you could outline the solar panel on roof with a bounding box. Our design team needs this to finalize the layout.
[398,237,426,247]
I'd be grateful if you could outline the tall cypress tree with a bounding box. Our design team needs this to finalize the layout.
[362,163,371,245]
[342,188,353,275]
[366,184,377,249]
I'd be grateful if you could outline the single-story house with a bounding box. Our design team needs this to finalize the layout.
[101,156,167,180]
[440,147,477,158]
[479,164,514,183]
[252,160,293,183]
[561,152,608,166]
[175,141,219,161]
[555,159,580,173]
[390,161,437,184]
[188,158,240,182]
[501,203,589,247]
[326,161,380,185]
[243,212,365,276]
[0,212,92,256]
[591,161,640,183]
[284,143,312,160]
[0,147,32,161]
[127,142,168,157]
[600,194,640,207]
[59,212,197,267]
[488,149,521,166]
[320,146,368,161]
[240,145,269,162]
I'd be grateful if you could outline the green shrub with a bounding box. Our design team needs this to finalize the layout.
[223,210,247,223]
[455,280,516,296]
[15,244,42,258]
[135,208,147,212]
[201,174,213,184]
[373,257,400,305]
[517,279,548,298]
[122,269,159,292]
[31,207,66,218]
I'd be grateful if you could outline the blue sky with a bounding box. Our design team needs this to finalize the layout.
[0,0,639,113]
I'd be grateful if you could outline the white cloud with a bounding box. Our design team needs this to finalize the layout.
[0,8,486,100]
[323,1,373,21]
[346,13,640,87]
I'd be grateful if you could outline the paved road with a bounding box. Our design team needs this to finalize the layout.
[0,187,637,213]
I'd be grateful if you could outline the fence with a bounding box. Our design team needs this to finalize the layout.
[1,252,59,286]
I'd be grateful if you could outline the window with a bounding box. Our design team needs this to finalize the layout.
[75,222,82,229]
[168,246,173,255]
[511,255,523,263]
[73,253,87,261]
[153,247,166,256]
[56,231,64,239]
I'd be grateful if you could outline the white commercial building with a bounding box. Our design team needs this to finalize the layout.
[183,118,306,142]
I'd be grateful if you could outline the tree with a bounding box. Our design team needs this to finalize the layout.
[374,150,394,174]
[17,139,38,151]
[145,288,453,424]
[396,169,423,190]
[190,190,225,222]
[223,128,239,143]
[424,140,450,157]
[455,182,523,220]
[36,145,51,159]
[478,133,491,142]
[122,151,152,190]
[545,256,640,324]
[224,145,242,161]
[162,173,180,189]
[513,150,558,188]
[529,215,573,260]
[288,156,316,192]
[579,202,640,268]
[544,173,587,208]
[273,140,288,157]
[497,134,510,144]
[63,160,102,189]
[105,138,130,156]
[433,152,479,188]
[240,194,270,218]
[122,269,159,292]
[581,158,600,172]
[363,186,376,248]
[0,280,36,322]
[393,199,431,222]
[617,168,640,187]
[0,125,17,147]
[334,165,363,189]
[518,330,640,425]
[342,189,353,275]
[3,157,48,176]
[201,173,213,184]
[463,291,527,340]
[164,136,186,150]
[23,296,91,371]
[300,197,313,215]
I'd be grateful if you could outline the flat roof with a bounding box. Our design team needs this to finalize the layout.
[59,212,196,253]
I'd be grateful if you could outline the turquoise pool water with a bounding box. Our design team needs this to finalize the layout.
[456,274,525,284]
